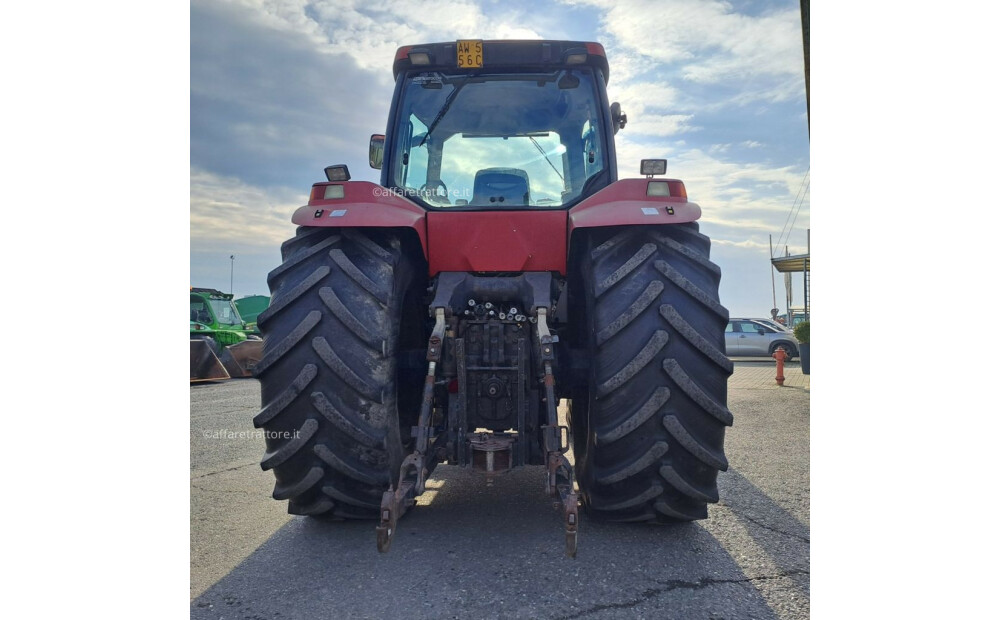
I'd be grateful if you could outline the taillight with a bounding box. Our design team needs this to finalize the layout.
[309,183,348,203]
[669,181,687,199]
[646,180,686,199]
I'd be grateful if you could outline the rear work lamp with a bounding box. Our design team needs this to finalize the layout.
[325,165,351,182]
[408,50,433,65]
[640,159,667,177]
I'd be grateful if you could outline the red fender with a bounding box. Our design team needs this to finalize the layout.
[292,181,428,258]
[568,178,701,233]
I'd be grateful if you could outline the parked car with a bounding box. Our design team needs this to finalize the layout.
[725,318,799,360]
[754,318,793,333]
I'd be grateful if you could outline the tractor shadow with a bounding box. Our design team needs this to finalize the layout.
[191,464,808,620]
[716,469,811,595]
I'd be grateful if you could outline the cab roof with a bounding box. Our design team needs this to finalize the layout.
[393,40,610,83]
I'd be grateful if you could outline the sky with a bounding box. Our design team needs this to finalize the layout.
[190,0,810,318]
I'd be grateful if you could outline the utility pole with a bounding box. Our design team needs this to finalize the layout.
[770,235,778,320]
[804,229,810,321]
[230,254,235,295]
[785,246,792,324]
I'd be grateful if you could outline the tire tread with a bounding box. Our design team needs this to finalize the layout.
[255,228,422,519]
[575,224,732,523]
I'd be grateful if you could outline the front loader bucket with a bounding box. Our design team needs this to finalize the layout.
[219,339,264,378]
[191,339,230,382]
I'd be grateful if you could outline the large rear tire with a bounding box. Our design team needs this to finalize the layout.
[253,227,426,518]
[574,224,733,522]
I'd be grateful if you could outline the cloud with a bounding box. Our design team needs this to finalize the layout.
[564,0,804,106]
[192,0,391,189]
[190,167,301,252]
[218,0,543,73]
[712,237,773,252]
[494,24,544,39]
[608,82,681,110]
[624,114,698,138]
[604,81,696,137]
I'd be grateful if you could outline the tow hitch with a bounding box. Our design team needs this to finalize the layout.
[376,304,580,557]
[377,308,446,553]
[538,308,579,558]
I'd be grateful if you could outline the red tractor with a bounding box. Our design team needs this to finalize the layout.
[253,40,732,557]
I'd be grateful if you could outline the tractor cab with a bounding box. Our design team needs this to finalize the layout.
[374,41,623,210]
[190,288,245,330]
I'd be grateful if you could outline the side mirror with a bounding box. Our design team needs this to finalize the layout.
[369,134,385,169]
[610,102,627,134]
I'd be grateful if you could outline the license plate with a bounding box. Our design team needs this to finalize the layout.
[456,40,483,68]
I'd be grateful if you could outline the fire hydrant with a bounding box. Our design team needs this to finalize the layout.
[772,347,788,386]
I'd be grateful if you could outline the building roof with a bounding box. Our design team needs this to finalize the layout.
[771,253,810,273]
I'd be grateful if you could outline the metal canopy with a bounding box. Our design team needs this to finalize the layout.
[771,253,810,273]
[770,248,810,324]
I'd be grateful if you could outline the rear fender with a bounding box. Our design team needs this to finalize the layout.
[567,178,702,263]
[567,178,701,232]
[292,181,428,259]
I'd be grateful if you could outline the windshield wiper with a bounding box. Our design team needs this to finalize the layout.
[418,75,473,148]
[529,136,563,181]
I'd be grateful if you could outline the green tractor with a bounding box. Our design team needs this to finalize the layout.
[190,287,265,381]
[234,294,270,335]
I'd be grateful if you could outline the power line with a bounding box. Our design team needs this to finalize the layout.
[785,177,809,246]
[773,168,810,256]
[775,168,808,252]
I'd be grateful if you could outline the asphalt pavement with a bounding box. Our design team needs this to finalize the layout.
[190,359,809,619]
